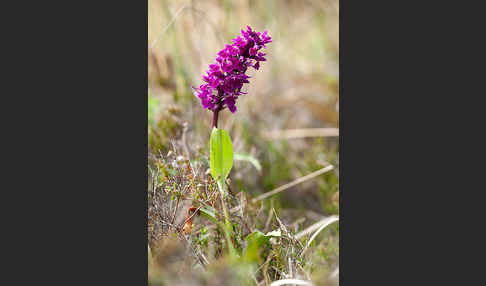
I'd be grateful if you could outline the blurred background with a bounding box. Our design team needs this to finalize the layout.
[148,0,339,284]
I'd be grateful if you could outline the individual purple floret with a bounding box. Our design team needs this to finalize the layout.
[194,26,272,116]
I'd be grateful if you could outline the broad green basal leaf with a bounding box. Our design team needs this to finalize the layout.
[210,127,233,182]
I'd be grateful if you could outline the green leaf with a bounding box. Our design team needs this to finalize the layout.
[210,127,233,182]
[234,153,262,172]
[199,206,218,225]
[243,229,281,263]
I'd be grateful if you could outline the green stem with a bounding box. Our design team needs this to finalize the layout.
[218,179,236,258]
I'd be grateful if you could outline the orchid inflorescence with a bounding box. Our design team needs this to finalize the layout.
[194,26,272,115]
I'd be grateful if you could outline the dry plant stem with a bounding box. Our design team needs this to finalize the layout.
[263,255,272,285]
[252,165,335,203]
[151,172,156,198]
[299,216,339,257]
[297,263,312,281]
[179,232,207,269]
[229,166,335,214]
[148,244,153,266]
[171,196,180,225]
[295,215,338,239]
[181,122,190,160]
[254,252,275,275]
[149,5,187,49]
[264,201,275,232]
[288,256,293,279]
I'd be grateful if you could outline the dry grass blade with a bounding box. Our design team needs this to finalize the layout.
[252,166,334,203]
[148,244,153,266]
[295,215,339,239]
[300,216,339,257]
[264,128,339,140]
[180,234,208,269]
[297,263,312,281]
[273,208,304,250]
[269,279,314,286]
[150,5,187,49]
[288,256,293,279]
[264,206,274,232]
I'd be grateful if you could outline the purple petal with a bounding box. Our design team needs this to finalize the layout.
[225,97,237,113]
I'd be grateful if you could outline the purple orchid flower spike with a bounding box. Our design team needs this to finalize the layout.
[193,26,271,128]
